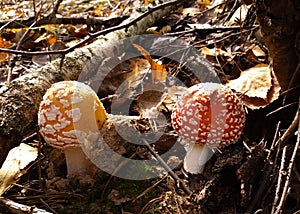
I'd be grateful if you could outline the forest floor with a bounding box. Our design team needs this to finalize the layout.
[0,0,299,213]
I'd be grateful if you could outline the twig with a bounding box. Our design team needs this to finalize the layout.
[0,16,128,29]
[165,25,258,37]
[223,0,241,23]
[267,121,281,160]
[101,152,137,200]
[0,0,186,56]
[138,195,163,214]
[7,20,37,82]
[142,139,192,195]
[266,102,298,117]
[132,174,168,203]
[52,0,63,15]
[39,198,58,214]
[247,161,273,213]
[272,109,299,151]
[0,197,52,214]
[190,26,258,47]
[275,100,300,214]
[37,130,45,191]
[271,146,287,214]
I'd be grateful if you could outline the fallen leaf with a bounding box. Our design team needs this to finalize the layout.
[159,25,171,34]
[133,43,167,82]
[201,46,231,57]
[250,44,266,57]
[197,0,211,7]
[144,0,154,5]
[0,143,38,195]
[34,33,57,45]
[108,189,131,205]
[0,37,14,63]
[227,64,281,109]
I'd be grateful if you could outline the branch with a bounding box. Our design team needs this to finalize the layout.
[0,15,128,29]
[0,0,186,56]
[0,197,52,214]
[274,99,300,214]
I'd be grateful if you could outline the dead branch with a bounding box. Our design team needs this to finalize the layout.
[0,197,52,214]
[0,0,194,167]
[0,0,184,56]
[274,100,300,214]
[271,146,287,214]
[0,15,128,29]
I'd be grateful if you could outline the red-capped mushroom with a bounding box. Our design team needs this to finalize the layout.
[171,82,245,174]
[38,81,108,175]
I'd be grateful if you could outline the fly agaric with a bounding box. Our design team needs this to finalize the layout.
[171,82,245,174]
[38,81,107,175]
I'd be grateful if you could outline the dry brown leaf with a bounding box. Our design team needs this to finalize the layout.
[0,143,38,195]
[201,46,231,57]
[227,64,281,109]
[108,189,131,205]
[250,44,266,57]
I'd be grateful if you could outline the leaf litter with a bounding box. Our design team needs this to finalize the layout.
[0,0,299,213]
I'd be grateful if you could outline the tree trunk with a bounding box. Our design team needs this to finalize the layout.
[0,0,193,167]
[255,0,300,99]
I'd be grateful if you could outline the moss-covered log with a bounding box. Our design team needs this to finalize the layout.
[0,0,194,167]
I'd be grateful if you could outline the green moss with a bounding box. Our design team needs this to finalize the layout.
[88,171,161,213]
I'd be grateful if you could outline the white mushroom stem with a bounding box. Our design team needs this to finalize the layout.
[64,146,94,176]
[183,143,214,174]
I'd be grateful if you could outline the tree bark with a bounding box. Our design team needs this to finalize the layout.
[255,0,300,97]
[0,0,193,167]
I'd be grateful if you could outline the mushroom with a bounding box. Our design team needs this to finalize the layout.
[38,81,108,175]
[171,82,245,174]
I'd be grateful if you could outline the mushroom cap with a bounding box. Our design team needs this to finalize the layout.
[38,81,107,149]
[171,82,245,147]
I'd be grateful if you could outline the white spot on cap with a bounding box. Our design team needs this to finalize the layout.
[65,108,82,122]
[60,99,70,108]
[44,104,61,121]
[71,96,83,105]
[38,113,46,126]
[56,116,71,130]
[189,118,198,126]
[62,130,77,138]
[41,124,56,136]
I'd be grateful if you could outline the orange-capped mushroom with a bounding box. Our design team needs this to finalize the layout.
[38,81,107,175]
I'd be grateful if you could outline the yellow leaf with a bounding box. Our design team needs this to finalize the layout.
[197,0,211,6]
[144,0,153,5]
